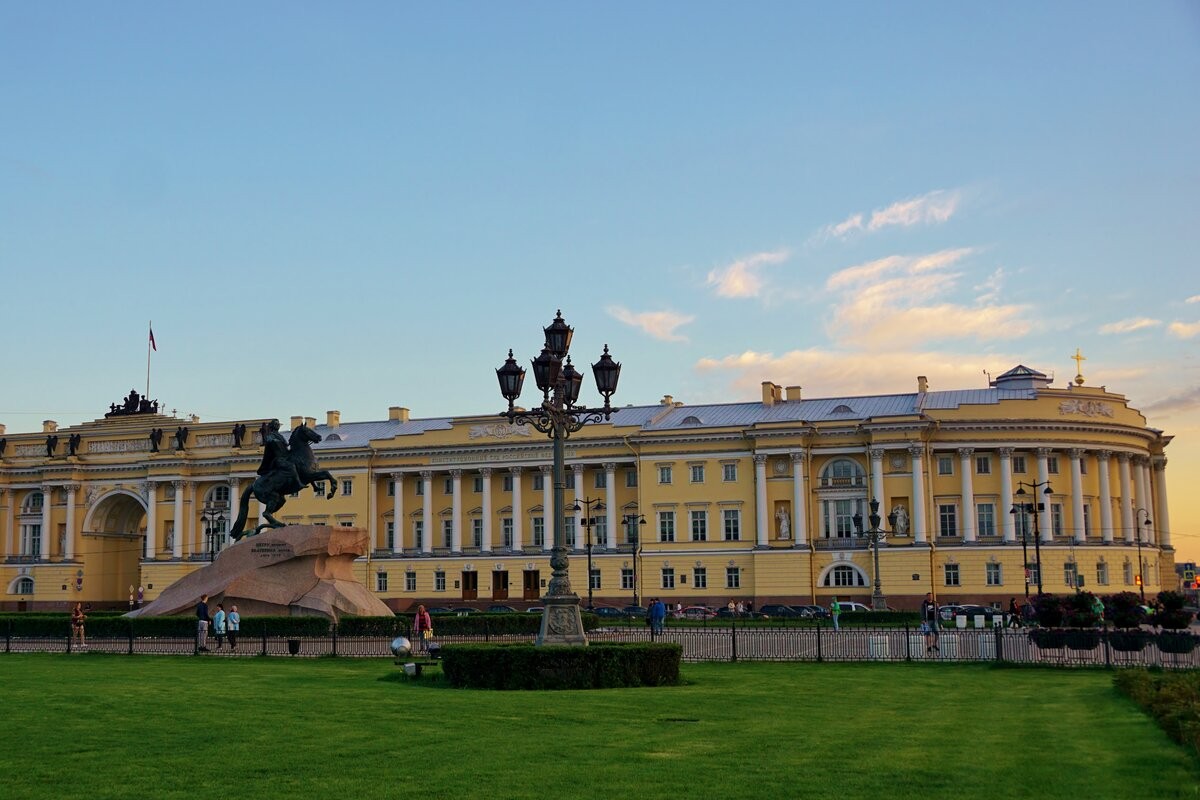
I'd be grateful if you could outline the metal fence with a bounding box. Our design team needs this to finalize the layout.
[4,624,1197,669]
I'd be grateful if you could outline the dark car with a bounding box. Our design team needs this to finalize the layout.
[792,604,830,619]
[716,608,769,619]
[622,605,648,618]
[760,604,802,618]
[957,605,1001,619]
[486,605,517,613]
[591,606,624,619]
[450,607,475,615]
[426,607,453,614]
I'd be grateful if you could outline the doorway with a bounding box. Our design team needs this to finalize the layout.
[522,569,540,600]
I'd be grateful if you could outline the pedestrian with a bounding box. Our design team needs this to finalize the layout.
[196,593,211,652]
[650,598,666,634]
[213,603,227,649]
[227,605,240,650]
[412,604,433,652]
[1091,593,1106,627]
[830,596,841,631]
[727,599,736,616]
[921,592,940,652]
[736,601,745,616]
[675,602,682,618]
[1007,597,1021,628]
[71,602,87,649]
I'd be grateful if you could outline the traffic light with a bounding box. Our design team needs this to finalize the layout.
[1135,575,1143,586]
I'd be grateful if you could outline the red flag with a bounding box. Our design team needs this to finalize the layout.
[149,325,157,352]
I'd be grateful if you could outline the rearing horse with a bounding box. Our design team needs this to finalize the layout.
[229,423,337,540]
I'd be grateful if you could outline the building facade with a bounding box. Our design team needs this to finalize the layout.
[0,367,1176,611]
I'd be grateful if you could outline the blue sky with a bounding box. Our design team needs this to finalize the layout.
[2,3,1199,548]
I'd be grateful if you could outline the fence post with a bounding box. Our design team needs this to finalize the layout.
[261,629,267,657]
[195,624,200,655]
[995,625,1004,663]
[1102,630,1111,669]
[331,624,338,657]
[6,620,10,653]
[904,625,911,661]
[730,617,737,662]
[816,621,823,663]
[484,620,490,643]
[66,624,72,654]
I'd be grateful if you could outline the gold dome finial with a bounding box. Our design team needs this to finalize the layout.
[1071,348,1086,385]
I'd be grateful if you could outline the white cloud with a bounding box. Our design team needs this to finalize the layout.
[819,190,961,240]
[606,306,694,342]
[1186,295,1200,304]
[705,249,790,299]
[1099,317,1163,335]
[1168,320,1200,339]
[974,268,1005,305]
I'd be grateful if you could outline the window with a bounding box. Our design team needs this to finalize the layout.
[828,499,855,538]
[594,471,606,489]
[27,492,44,510]
[977,503,996,537]
[589,568,601,590]
[415,479,424,496]
[339,479,351,496]
[413,520,424,549]
[473,476,483,493]
[726,566,741,589]
[313,481,325,495]
[1047,456,1059,474]
[444,477,453,495]
[471,519,483,548]
[1027,562,1040,588]
[434,570,446,592]
[405,572,417,592]
[21,524,42,557]
[825,565,866,587]
[1096,562,1109,586]
[1051,504,1064,537]
[1079,459,1088,475]
[565,473,575,490]
[621,568,635,590]
[690,464,705,483]
[14,577,34,595]
[594,516,608,547]
[532,516,545,548]
[625,470,637,488]
[723,509,741,541]
[1064,562,1078,588]
[503,475,513,492]
[376,572,388,592]
[533,474,545,491]
[723,463,738,482]
[658,511,675,543]
[565,516,577,548]
[1012,455,1027,474]
[944,563,961,586]
[501,517,513,549]
[986,563,1002,586]
[1082,505,1091,538]
[975,456,991,475]
[658,465,673,484]
[938,504,958,537]
[386,480,396,497]
[938,456,954,475]
[1123,561,1133,585]
[442,520,453,548]
[385,521,395,550]
[690,510,707,542]
[661,568,675,590]
[693,567,707,589]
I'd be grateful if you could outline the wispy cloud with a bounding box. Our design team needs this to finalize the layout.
[820,189,961,240]
[1168,320,1200,339]
[606,306,694,342]
[1186,295,1200,304]
[1099,317,1163,335]
[1143,385,1200,416]
[705,249,790,299]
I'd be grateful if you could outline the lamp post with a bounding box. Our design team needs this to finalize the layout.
[624,513,646,607]
[573,497,605,610]
[1135,508,1151,602]
[1009,504,1032,599]
[201,500,226,563]
[853,499,888,610]
[1011,481,1053,596]
[496,310,621,646]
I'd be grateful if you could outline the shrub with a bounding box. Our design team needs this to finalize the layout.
[1062,591,1102,628]
[838,611,921,626]
[1106,592,1147,629]
[1153,591,1193,630]
[440,642,682,690]
[1115,669,1200,755]
[1031,594,1064,628]
[0,614,330,638]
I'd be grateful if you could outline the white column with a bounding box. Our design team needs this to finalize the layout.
[1153,457,1172,548]
[509,467,523,550]
[541,465,553,552]
[1118,453,1134,543]
[754,455,769,547]
[391,472,404,551]
[604,462,617,551]
[909,446,927,544]
[173,481,185,558]
[959,448,975,542]
[420,471,433,554]
[791,452,808,546]
[1,489,11,559]
[480,469,493,553]
[999,449,1015,542]
[144,481,158,559]
[64,484,77,560]
[450,469,463,553]
[870,448,885,507]
[572,464,585,549]
[40,484,52,560]
[1136,458,1152,540]
[1097,451,1114,544]
[1069,449,1085,543]
[1036,449,1052,542]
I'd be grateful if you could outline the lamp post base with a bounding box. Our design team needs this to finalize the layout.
[536,594,589,646]
[871,591,888,611]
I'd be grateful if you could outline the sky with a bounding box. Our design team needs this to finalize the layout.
[2,3,1198,560]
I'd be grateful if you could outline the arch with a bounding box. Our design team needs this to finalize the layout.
[82,489,148,534]
[817,562,868,587]
[8,575,35,595]
[20,491,45,514]
[820,458,863,481]
[203,484,231,507]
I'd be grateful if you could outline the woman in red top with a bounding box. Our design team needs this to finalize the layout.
[71,603,87,648]
[412,605,433,652]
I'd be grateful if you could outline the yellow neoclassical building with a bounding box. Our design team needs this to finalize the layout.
[0,367,1176,612]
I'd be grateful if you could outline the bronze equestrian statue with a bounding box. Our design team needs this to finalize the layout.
[229,419,337,540]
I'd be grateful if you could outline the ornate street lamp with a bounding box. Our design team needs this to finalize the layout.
[201,500,226,563]
[572,497,605,610]
[624,513,646,607]
[853,499,888,610]
[1011,482,1053,595]
[1135,508,1152,602]
[496,310,621,646]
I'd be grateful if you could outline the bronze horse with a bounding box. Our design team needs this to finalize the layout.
[229,423,336,540]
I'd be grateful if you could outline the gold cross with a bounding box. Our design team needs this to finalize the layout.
[1071,348,1086,382]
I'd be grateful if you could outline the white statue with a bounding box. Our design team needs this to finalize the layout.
[891,505,909,536]
[776,507,790,539]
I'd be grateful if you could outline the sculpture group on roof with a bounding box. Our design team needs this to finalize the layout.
[106,389,159,417]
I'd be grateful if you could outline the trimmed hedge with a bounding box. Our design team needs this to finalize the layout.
[839,611,921,626]
[339,612,601,637]
[1115,669,1200,755]
[0,614,330,638]
[440,642,682,690]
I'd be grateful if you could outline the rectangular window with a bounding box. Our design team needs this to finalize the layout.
[723,463,738,482]
[1123,561,1133,585]
[313,481,325,495]
[413,520,424,549]
[938,456,954,475]
[1097,562,1109,586]
[473,476,483,493]
[594,516,608,547]
[831,499,855,538]
[340,520,354,528]
[661,568,675,590]
[503,475,513,492]
[977,503,996,537]
[658,510,675,543]
[594,471,606,489]
[533,474,545,491]
[1083,504,1091,537]
[658,465,673,484]
[387,480,396,497]
[625,470,638,488]
[501,517,513,549]
[589,568,601,591]
[944,563,961,586]
[386,521,395,550]
[405,572,416,592]
[621,568,635,590]
[532,516,545,548]
[986,563,1002,586]
[565,516,577,548]
[444,477,453,495]
[690,509,707,542]
[693,567,707,589]
[565,473,575,490]
[341,479,353,496]
[442,520,453,548]
[434,570,446,592]
[375,572,388,592]
[1051,504,1064,537]
[1080,459,1088,475]
[415,480,424,496]
[939,504,958,537]
[723,509,741,541]
[472,519,483,548]
[725,566,741,589]
[1012,455,1027,474]
[690,464,705,483]
[1047,456,1060,475]
[1064,562,1078,588]
[975,455,991,475]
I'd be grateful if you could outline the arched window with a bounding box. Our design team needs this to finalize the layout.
[823,565,867,587]
[208,485,231,506]
[13,576,34,595]
[820,459,864,487]
[22,492,44,513]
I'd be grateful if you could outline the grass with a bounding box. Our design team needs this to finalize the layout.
[0,655,1196,800]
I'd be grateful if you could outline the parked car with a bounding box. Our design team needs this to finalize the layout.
[526,606,544,614]
[426,607,453,614]
[835,601,872,614]
[956,605,1001,619]
[760,604,803,618]
[716,608,770,620]
[591,606,625,619]
[678,605,717,620]
[486,605,517,613]
[622,605,648,618]
[791,604,830,619]
[450,607,475,615]
[939,604,965,621]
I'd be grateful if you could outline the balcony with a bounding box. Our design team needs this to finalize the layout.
[818,475,867,489]
[813,537,870,551]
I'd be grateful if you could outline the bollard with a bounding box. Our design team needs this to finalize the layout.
[815,621,823,663]
[730,618,738,662]
[995,626,1004,663]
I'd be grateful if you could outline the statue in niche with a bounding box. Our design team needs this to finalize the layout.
[776,506,790,539]
[164,527,174,552]
[890,505,909,536]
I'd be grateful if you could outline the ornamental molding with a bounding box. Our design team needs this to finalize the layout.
[87,438,153,454]
[13,444,46,457]
[467,422,533,440]
[1058,399,1114,418]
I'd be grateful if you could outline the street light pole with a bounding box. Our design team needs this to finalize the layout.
[624,513,646,607]
[1009,504,1032,599]
[867,498,887,610]
[201,501,226,563]
[573,497,604,610]
[1136,508,1151,602]
[1013,481,1052,596]
[496,310,621,646]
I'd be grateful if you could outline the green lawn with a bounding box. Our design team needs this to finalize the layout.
[0,655,1195,800]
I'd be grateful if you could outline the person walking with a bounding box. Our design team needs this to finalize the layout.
[1007,597,1021,629]
[71,602,87,649]
[650,598,666,635]
[196,593,211,652]
[830,596,841,632]
[921,592,940,652]
[213,603,227,649]
[227,605,241,650]
[412,604,433,653]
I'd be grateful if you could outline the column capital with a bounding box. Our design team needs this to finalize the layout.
[571,463,584,474]
[419,469,433,479]
[1068,448,1085,459]
[753,454,768,465]
[449,469,463,478]
[957,447,974,458]
[540,464,553,475]
[508,466,523,475]
[1096,449,1112,461]
[869,449,885,462]
[997,447,1013,458]
[603,462,617,472]
[63,483,80,493]
[908,445,924,459]
[1036,447,1053,458]
[479,467,493,477]
[1152,456,1167,471]
[1117,452,1132,463]
[791,450,805,463]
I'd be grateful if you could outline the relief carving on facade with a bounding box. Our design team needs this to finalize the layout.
[1058,399,1114,418]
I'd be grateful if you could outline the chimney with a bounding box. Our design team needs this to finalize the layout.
[43,420,58,433]
[661,395,674,406]
[785,385,802,402]
[0,423,6,435]
[290,416,304,429]
[305,417,316,429]
[326,410,340,428]
[389,406,410,423]
[917,376,929,394]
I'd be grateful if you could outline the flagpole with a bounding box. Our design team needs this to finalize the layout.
[146,320,153,400]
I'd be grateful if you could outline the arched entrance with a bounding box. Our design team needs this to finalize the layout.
[82,490,147,605]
